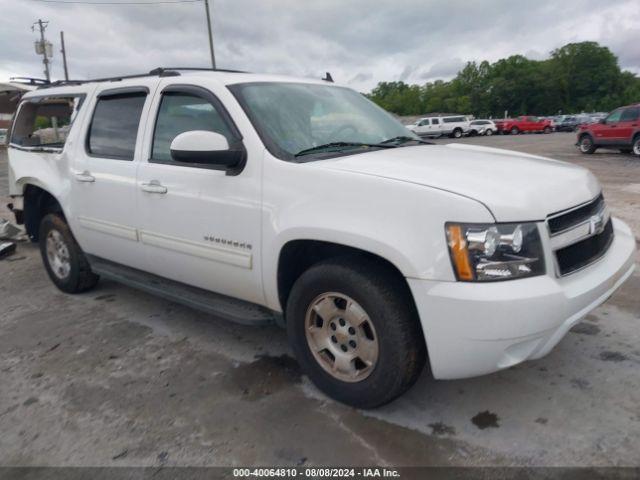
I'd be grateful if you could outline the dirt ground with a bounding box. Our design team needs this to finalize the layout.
[1,133,639,467]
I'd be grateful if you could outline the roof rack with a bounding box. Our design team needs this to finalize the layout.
[9,77,51,86]
[25,67,249,89]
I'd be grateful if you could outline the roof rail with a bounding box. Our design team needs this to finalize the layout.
[29,67,248,89]
[10,77,51,86]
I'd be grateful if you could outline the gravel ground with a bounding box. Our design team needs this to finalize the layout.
[0,133,639,468]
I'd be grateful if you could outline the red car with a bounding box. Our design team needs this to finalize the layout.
[576,104,640,155]
[495,116,553,135]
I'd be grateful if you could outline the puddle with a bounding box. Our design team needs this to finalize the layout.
[471,411,500,430]
[229,354,302,400]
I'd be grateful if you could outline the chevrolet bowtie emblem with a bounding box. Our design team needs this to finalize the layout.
[589,209,607,235]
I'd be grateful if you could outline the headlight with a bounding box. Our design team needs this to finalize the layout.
[445,222,545,281]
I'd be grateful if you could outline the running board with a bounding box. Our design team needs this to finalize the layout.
[88,255,277,326]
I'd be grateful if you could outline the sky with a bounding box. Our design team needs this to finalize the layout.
[1,0,639,92]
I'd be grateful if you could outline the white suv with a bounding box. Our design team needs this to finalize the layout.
[407,115,470,138]
[6,69,636,408]
[468,119,497,136]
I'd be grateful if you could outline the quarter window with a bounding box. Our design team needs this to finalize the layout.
[87,92,146,160]
[10,95,83,150]
[151,92,233,163]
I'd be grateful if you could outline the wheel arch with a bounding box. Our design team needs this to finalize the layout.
[276,239,416,317]
[22,183,65,241]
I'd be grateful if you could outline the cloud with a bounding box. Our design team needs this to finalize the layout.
[0,0,638,91]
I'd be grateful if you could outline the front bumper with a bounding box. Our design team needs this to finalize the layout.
[408,217,636,380]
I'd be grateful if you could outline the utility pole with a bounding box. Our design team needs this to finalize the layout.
[203,0,216,69]
[60,31,69,80]
[32,19,51,82]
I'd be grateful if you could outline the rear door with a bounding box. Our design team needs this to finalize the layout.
[71,80,159,269]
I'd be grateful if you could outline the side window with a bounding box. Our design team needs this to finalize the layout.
[151,92,233,163]
[605,109,622,124]
[419,119,430,126]
[620,107,639,122]
[10,95,83,149]
[87,92,146,160]
[432,118,439,125]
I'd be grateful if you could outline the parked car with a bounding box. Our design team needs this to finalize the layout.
[407,115,470,138]
[468,119,497,136]
[0,128,7,144]
[6,69,636,408]
[577,103,640,155]
[495,116,553,134]
[556,115,592,132]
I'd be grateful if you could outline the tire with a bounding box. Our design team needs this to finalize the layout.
[286,257,426,409]
[578,134,596,155]
[452,128,462,139]
[510,127,520,135]
[485,128,494,136]
[39,214,99,293]
[633,136,640,156]
[543,126,551,134]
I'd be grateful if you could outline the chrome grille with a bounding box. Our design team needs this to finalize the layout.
[546,194,614,276]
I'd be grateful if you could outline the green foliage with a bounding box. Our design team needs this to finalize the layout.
[367,42,640,117]
[34,115,52,130]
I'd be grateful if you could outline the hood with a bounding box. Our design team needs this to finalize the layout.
[316,143,600,222]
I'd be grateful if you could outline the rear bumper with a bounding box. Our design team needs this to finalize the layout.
[408,217,636,380]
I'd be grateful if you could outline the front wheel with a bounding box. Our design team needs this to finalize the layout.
[39,214,99,293]
[286,258,426,408]
[543,126,551,134]
[633,136,640,156]
[578,135,596,154]
[452,128,463,138]
[510,127,520,135]
[485,128,494,136]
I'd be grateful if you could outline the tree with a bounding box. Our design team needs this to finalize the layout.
[367,42,638,118]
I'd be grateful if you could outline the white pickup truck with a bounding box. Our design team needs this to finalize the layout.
[6,69,636,408]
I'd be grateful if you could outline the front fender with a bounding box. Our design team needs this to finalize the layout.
[261,154,494,311]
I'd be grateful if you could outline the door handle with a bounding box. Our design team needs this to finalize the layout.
[140,181,167,194]
[74,171,95,183]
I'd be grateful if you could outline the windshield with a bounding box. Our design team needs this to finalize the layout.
[230,82,419,160]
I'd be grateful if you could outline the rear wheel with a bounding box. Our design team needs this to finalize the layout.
[633,136,640,156]
[286,258,426,408]
[510,126,520,135]
[452,128,463,139]
[578,135,596,154]
[543,126,551,134]
[39,214,99,293]
[485,128,494,136]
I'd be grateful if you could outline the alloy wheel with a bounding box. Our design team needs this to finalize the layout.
[46,230,71,280]
[305,292,379,382]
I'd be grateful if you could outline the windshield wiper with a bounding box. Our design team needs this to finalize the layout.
[379,135,432,145]
[294,141,396,157]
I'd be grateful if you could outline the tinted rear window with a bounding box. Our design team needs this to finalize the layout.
[88,92,146,159]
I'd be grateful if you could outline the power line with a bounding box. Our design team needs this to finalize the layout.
[33,0,202,5]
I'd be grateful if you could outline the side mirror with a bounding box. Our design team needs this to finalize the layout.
[170,130,241,168]
[599,118,606,124]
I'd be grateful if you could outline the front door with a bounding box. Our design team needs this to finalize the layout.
[71,81,158,269]
[597,108,623,143]
[135,81,264,305]
[617,106,640,143]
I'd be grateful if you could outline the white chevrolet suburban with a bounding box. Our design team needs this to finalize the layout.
[6,69,636,408]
